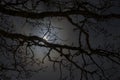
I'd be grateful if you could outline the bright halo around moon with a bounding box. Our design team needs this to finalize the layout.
[43,35,49,41]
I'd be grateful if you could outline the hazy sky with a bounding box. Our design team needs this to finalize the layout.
[0,0,120,80]
[11,17,120,80]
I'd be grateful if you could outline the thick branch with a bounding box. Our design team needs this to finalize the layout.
[0,4,120,19]
[0,29,86,52]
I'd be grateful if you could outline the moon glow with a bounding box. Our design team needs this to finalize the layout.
[43,35,49,41]
[43,35,48,41]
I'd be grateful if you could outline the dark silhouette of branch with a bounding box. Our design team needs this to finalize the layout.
[0,4,120,19]
[0,0,120,80]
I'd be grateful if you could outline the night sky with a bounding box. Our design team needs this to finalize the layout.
[0,0,120,80]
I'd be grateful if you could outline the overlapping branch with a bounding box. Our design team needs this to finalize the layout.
[0,4,120,19]
[0,0,120,80]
